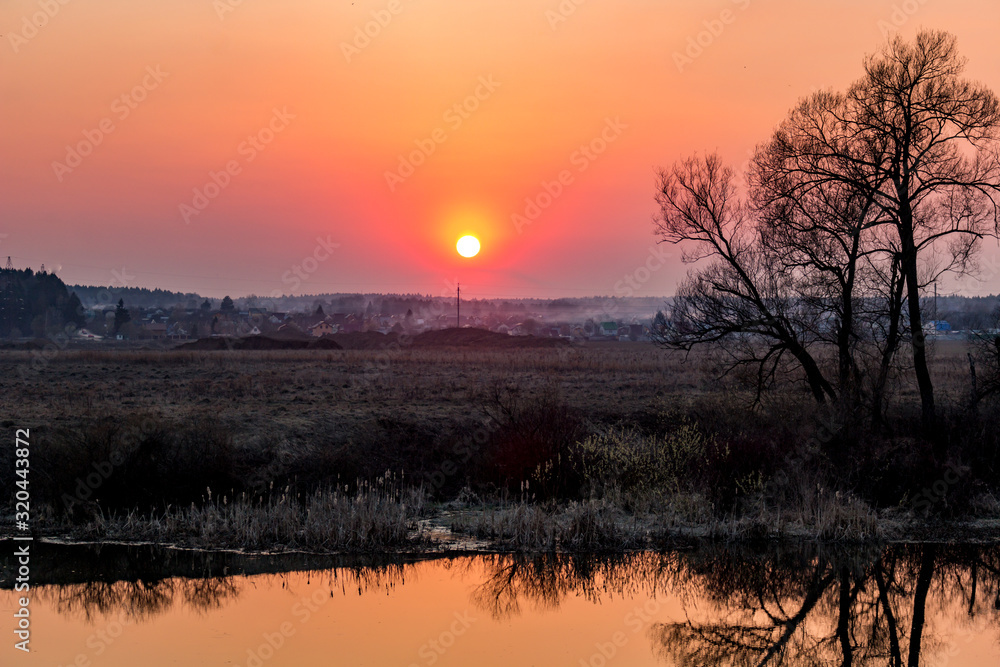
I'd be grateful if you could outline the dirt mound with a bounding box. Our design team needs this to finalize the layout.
[411,328,569,348]
[174,335,342,351]
[329,331,401,350]
[172,329,564,351]
[0,339,48,350]
[310,336,343,350]
[270,326,313,341]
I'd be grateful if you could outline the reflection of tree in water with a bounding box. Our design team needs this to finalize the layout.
[469,552,676,620]
[33,560,417,624]
[466,546,1000,665]
[648,545,1000,666]
[34,576,241,623]
[25,543,1000,664]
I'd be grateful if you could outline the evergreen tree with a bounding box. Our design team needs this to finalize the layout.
[114,299,131,334]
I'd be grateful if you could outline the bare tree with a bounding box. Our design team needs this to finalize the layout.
[752,91,894,409]
[767,31,1000,428]
[968,305,1000,408]
[652,153,836,404]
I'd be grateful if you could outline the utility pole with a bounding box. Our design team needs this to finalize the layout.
[934,282,938,322]
[456,282,460,328]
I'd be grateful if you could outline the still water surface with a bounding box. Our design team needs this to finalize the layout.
[1,542,998,666]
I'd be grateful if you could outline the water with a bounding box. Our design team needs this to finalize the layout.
[1,542,998,665]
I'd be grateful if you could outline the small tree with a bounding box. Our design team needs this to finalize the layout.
[220,296,235,313]
[113,299,131,335]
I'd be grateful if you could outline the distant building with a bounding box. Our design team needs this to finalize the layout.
[309,321,334,337]
[142,322,168,339]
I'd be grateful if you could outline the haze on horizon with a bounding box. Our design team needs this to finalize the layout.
[3,0,1000,300]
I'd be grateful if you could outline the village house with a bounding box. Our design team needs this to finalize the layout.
[309,321,335,337]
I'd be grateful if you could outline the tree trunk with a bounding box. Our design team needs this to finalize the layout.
[898,208,936,432]
[872,261,906,429]
[790,342,837,404]
[907,545,936,667]
[837,567,854,666]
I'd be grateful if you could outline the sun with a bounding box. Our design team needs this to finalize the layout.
[456,235,480,258]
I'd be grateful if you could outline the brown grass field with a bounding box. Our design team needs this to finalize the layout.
[1,337,998,551]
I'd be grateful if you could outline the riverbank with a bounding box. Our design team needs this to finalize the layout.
[5,493,1000,555]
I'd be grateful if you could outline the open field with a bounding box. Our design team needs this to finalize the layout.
[2,337,998,551]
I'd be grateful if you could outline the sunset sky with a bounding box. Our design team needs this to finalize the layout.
[3,0,1000,299]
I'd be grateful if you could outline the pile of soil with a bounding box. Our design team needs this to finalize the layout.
[0,339,49,350]
[329,331,402,350]
[172,328,567,352]
[174,335,342,351]
[410,328,569,348]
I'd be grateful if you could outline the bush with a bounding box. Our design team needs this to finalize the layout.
[576,423,709,499]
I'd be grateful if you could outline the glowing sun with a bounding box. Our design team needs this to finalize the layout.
[456,235,480,258]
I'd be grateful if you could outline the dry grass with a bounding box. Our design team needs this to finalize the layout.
[2,339,997,551]
[450,498,646,551]
[72,474,427,552]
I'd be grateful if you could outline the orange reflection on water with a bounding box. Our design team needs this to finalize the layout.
[1,548,998,666]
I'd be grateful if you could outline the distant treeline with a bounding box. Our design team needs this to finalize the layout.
[57,282,1000,329]
[0,268,86,338]
[69,285,205,310]
[67,285,668,320]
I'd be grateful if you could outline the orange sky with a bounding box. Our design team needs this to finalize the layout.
[2,0,1000,299]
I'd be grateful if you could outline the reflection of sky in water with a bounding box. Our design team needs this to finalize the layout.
[1,545,998,666]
